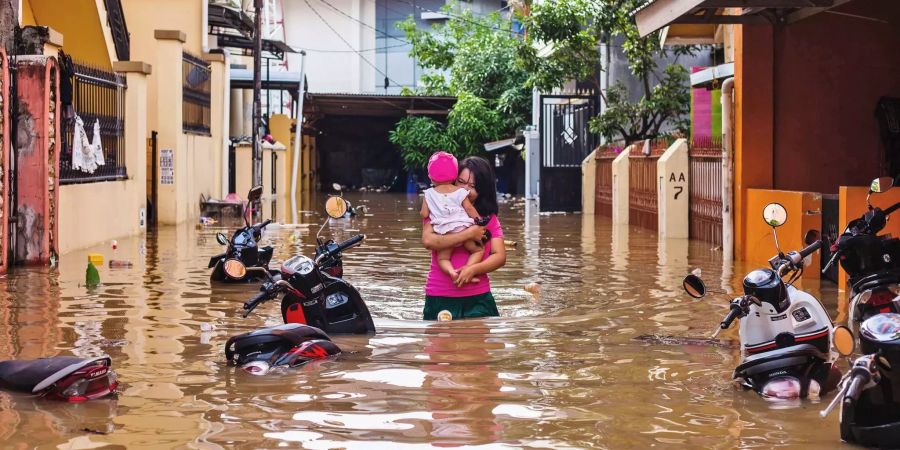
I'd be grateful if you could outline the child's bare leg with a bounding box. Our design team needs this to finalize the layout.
[437,247,458,280]
[461,239,484,283]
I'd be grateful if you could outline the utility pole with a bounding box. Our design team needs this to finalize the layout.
[252,0,263,189]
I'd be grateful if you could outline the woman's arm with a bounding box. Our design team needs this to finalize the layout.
[422,222,485,251]
[455,237,506,286]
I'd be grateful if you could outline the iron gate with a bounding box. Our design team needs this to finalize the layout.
[688,136,723,245]
[539,93,597,212]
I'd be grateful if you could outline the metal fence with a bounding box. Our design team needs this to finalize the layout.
[594,143,623,217]
[628,138,671,230]
[60,62,127,184]
[688,135,723,245]
[182,52,211,134]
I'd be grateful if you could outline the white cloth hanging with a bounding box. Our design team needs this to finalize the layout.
[91,119,105,167]
[72,114,96,173]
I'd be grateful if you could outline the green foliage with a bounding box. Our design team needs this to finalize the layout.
[389,116,453,171]
[521,0,698,142]
[390,4,531,170]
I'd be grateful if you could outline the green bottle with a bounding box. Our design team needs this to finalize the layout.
[86,262,100,287]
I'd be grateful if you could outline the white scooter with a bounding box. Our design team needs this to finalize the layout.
[683,203,841,399]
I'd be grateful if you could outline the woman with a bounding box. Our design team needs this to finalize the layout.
[421,156,506,320]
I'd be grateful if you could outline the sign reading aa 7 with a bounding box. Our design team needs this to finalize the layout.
[669,172,686,200]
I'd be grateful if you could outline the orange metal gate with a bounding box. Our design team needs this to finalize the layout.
[594,145,619,217]
[688,136,723,245]
[628,139,669,231]
[0,49,8,273]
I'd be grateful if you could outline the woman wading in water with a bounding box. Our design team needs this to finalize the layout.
[421,156,506,320]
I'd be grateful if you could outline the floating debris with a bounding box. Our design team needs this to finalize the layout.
[633,334,736,349]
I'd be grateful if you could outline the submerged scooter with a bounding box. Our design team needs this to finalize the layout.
[208,186,276,283]
[821,318,900,446]
[683,203,839,399]
[224,196,375,375]
[823,176,900,335]
[0,355,117,401]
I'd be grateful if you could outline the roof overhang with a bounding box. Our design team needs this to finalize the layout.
[634,0,851,38]
[230,68,303,91]
[304,93,457,119]
[691,62,734,87]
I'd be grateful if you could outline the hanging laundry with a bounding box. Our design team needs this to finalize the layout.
[72,114,96,173]
[91,119,105,168]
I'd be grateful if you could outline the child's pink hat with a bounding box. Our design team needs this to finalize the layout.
[427,151,458,183]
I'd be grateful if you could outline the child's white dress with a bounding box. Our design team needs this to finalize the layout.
[424,187,474,235]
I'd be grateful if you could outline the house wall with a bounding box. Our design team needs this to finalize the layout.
[734,0,900,260]
[283,0,376,93]
[772,0,900,194]
[23,0,114,68]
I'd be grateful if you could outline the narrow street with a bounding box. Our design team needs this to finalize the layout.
[0,193,844,448]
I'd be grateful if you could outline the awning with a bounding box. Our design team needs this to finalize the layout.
[691,62,734,87]
[304,93,456,119]
[230,68,302,91]
[633,0,851,38]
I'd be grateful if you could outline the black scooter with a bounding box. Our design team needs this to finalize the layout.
[823,176,900,335]
[0,355,117,401]
[821,317,900,446]
[224,196,375,375]
[208,186,276,283]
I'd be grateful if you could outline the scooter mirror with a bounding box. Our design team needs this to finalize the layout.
[325,196,348,219]
[216,232,228,246]
[763,203,788,228]
[870,176,894,194]
[247,185,264,202]
[833,325,855,356]
[804,229,821,246]
[682,274,707,299]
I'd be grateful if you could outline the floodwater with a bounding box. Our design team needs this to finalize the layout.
[0,193,852,449]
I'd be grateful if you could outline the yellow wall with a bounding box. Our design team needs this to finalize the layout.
[745,189,822,278]
[59,66,150,253]
[26,0,114,67]
[837,186,900,292]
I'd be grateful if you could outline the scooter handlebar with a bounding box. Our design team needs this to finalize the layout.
[336,234,365,253]
[798,240,823,259]
[242,286,274,317]
[884,202,900,216]
[720,304,742,330]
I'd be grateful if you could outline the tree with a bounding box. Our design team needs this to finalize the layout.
[389,5,530,170]
[519,0,696,143]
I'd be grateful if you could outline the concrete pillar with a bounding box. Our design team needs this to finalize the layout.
[611,145,632,225]
[581,149,597,215]
[205,54,227,199]
[116,61,151,224]
[657,138,690,239]
[154,30,185,225]
[230,89,244,137]
[524,127,539,199]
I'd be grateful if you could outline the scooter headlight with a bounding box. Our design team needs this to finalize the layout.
[223,259,247,279]
[860,313,900,343]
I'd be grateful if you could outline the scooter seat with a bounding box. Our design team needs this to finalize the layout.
[735,344,826,378]
[852,270,900,294]
[0,356,112,394]
[225,323,331,365]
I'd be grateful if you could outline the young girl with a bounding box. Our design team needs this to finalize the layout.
[420,151,488,282]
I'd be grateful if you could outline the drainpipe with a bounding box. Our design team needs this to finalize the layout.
[721,77,735,263]
[290,50,307,223]
[222,51,231,198]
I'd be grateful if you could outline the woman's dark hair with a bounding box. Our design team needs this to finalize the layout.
[459,156,498,217]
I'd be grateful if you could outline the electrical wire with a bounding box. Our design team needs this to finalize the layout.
[296,43,410,53]
[315,0,412,45]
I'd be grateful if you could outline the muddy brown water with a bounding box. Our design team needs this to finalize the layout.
[0,193,853,449]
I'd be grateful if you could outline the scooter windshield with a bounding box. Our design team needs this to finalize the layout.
[232,231,254,247]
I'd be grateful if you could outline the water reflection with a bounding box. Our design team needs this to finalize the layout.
[0,193,850,448]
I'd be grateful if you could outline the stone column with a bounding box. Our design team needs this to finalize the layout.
[153,30,185,225]
[611,145,632,225]
[657,138,690,239]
